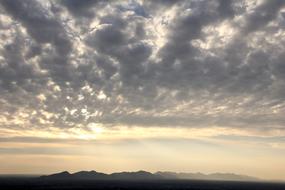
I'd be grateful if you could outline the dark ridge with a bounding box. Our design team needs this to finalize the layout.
[40,170,259,181]
[40,171,71,179]
[73,171,109,179]
[109,170,161,180]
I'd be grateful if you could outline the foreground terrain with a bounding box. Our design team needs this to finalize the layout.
[0,177,285,190]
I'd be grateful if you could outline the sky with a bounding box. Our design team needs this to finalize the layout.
[0,0,285,180]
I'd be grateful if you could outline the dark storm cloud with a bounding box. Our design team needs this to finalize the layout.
[0,0,285,132]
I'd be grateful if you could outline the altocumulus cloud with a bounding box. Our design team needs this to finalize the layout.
[0,0,285,134]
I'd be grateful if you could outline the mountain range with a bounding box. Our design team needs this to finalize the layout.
[40,170,259,181]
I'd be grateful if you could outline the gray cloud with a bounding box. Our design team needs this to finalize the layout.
[241,0,285,35]
[60,0,102,18]
[1,0,71,55]
[0,0,285,132]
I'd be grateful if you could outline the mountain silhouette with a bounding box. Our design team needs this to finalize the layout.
[41,170,259,181]
[42,171,72,179]
[73,171,109,179]
[109,170,160,180]
[156,171,259,181]
[41,170,161,180]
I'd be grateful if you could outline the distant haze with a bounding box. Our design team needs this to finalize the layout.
[0,0,285,180]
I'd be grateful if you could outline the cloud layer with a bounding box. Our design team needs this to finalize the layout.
[0,0,285,134]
